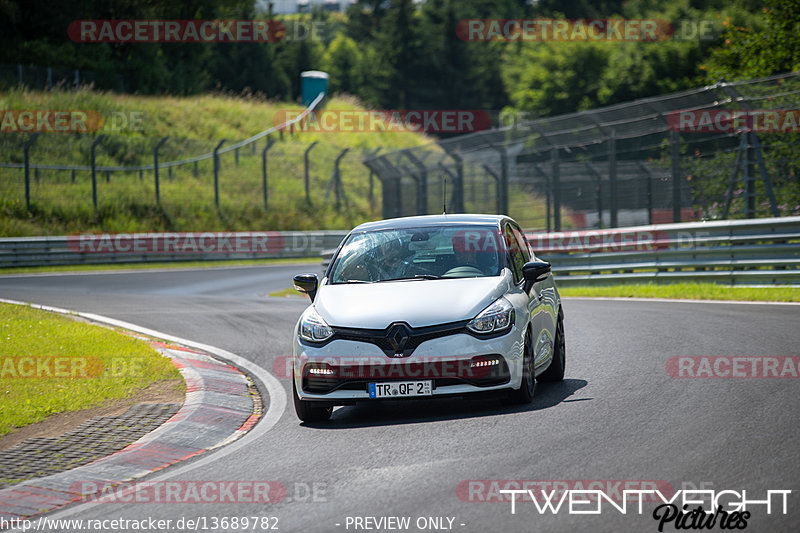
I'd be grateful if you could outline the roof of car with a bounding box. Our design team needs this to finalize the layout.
[351,214,511,233]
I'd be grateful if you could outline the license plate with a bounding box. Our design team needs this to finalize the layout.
[368,381,432,398]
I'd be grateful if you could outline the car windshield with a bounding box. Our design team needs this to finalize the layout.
[329,225,503,283]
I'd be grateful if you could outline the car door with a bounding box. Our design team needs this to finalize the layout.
[501,223,541,358]
[509,222,557,370]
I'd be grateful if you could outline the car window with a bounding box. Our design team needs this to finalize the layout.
[504,224,525,284]
[511,225,531,263]
[329,225,503,283]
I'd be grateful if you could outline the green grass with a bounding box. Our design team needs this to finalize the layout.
[269,286,306,298]
[559,283,800,302]
[0,88,556,236]
[0,256,319,275]
[0,303,183,436]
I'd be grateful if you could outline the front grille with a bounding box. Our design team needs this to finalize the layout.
[301,357,510,394]
[332,321,468,358]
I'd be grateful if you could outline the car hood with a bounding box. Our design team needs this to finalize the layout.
[313,274,512,329]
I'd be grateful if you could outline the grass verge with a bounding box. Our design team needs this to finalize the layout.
[269,286,305,298]
[559,283,800,302]
[0,303,183,436]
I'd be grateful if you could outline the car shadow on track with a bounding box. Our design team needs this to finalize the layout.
[301,378,589,428]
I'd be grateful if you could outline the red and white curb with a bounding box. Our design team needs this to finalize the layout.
[0,299,279,521]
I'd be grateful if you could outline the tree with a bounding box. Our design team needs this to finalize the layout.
[321,34,363,95]
[370,0,421,109]
[705,0,800,80]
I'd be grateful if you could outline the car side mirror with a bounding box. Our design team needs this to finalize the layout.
[523,261,551,283]
[293,273,319,302]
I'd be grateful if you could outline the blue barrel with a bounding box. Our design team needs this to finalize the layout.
[301,71,329,106]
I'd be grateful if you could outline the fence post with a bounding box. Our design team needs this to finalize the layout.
[213,139,226,209]
[635,161,654,225]
[325,148,350,208]
[481,164,502,214]
[492,145,509,215]
[551,147,561,231]
[583,162,604,229]
[17,64,22,86]
[168,167,173,181]
[139,169,143,182]
[46,67,52,91]
[304,141,319,205]
[545,172,551,232]
[74,70,80,90]
[90,135,105,213]
[105,171,110,183]
[334,148,350,209]
[749,132,780,217]
[608,131,617,227]
[445,151,465,213]
[744,132,754,218]
[23,134,40,211]
[403,151,429,215]
[154,137,168,204]
[194,161,199,177]
[72,169,77,184]
[262,137,275,210]
[365,147,382,211]
[670,130,681,222]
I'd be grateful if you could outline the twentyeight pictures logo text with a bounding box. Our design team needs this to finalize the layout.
[496,487,791,531]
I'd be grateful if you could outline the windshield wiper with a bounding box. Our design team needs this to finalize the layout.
[375,275,442,282]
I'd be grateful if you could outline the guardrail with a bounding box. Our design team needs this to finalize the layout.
[0,231,349,269]
[530,216,800,286]
[2,218,798,286]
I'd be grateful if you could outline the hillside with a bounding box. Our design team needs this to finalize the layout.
[0,89,432,236]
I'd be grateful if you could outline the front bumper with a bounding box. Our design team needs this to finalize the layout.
[293,330,525,402]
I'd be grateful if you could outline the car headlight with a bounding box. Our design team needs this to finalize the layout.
[467,298,515,334]
[299,309,334,342]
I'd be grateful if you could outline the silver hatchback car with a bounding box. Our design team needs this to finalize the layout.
[291,214,565,422]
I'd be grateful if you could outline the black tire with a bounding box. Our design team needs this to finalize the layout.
[509,329,536,404]
[537,313,565,383]
[293,378,333,422]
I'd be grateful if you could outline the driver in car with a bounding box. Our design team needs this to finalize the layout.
[377,239,409,280]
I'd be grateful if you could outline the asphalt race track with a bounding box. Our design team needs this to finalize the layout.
[1,264,798,533]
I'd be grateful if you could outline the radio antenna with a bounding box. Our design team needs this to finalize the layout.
[442,176,447,215]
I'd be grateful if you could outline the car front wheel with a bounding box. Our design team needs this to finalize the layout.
[509,329,535,404]
[293,378,333,422]
[537,312,565,382]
